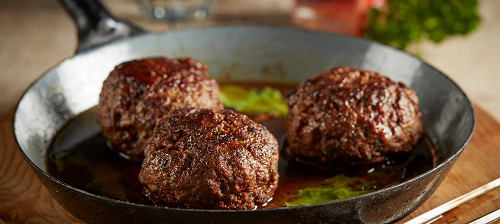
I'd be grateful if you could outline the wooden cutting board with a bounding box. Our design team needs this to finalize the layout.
[1,104,500,224]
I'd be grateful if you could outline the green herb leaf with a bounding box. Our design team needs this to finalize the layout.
[285,155,417,206]
[220,85,288,117]
[365,0,480,53]
[285,175,378,207]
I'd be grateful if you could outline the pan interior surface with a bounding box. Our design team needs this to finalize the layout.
[13,26,474,223]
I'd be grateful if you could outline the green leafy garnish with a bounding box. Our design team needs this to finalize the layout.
[286,155,416,206]
[220,85,288,117]
[366,0,480,53]
[285,175,379,207]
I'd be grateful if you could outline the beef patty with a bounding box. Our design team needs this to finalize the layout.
[139,108,279,210]
[286,67,423,166]
[97,57,223,157]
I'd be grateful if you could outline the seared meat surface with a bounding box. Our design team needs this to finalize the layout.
[139,108,279,210]
[286,67,423,166]
[97,57,223,157]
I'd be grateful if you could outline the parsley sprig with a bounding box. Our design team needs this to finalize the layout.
[365,0,480,53]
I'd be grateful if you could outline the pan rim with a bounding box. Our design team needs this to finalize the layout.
[12,24,476,213]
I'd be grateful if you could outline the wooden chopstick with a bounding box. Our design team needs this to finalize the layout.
[405,177,500,224]
[468,209,500,224]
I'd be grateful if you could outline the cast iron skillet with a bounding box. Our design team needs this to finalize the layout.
[13,0,475,223]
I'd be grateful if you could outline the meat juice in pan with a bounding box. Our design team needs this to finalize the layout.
[47,82,435,209]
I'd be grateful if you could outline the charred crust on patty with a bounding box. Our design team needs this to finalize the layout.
[97,57,224,157]
[139,108,279,210]
[286,67,423,166]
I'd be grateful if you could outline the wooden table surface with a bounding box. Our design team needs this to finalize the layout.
[1,0,500,223]
[1,104,500,223]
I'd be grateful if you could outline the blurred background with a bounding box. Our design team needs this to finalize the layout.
[0,0,498,120]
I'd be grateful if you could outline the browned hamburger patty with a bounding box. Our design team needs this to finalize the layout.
[286,67,423,166]
[139,108,279,210]
[97,57,224,157]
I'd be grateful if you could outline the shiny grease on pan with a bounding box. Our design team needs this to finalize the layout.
[46,81,436,209]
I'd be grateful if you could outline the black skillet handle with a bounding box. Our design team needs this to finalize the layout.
[58,0,145,53]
